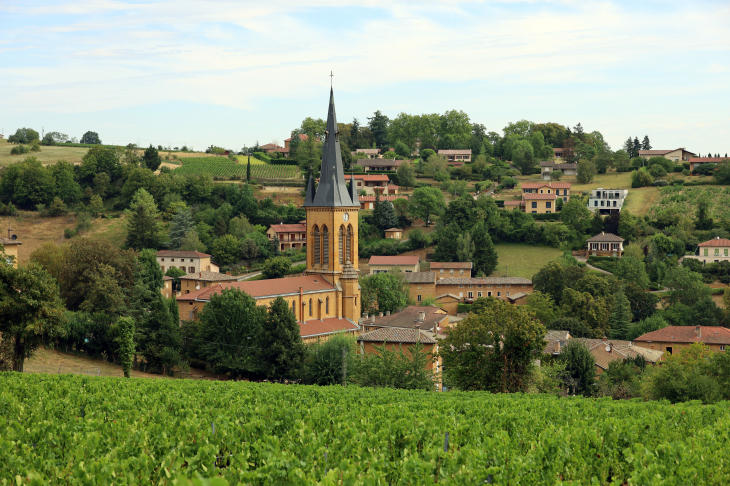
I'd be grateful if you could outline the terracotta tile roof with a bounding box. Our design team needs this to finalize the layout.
[177,275,335,301]
[590,344,637,370]
[353,174,391,182]
[438,149,472,155]
[553,148,563,153]
[368,255,420,266]
[269,223,306,233]
[587,232,624,243]
[364,305,448,331]
[545,330,571,341]
[634,326,730,345]
[359,195,408,202]
[430,262,473,269]
[436,277,532,285]
[357,159,402,167]
[436,293,460,301]
[284,134,308,142]
[358,327,437,344]
[384,228,403,232]
[507,292,529,301]
[180,271,240,282]
[630,346,665,363]
[0,237,21,245]
[523,193,557,200]
[299,317,359,338]
[689,157,725,163]
[521,182,572,189]
[157,250,211,258]
[260,143,281,150]
[698,237,730,247]
[163,275,173,281]
[638,149,674,156]
[402,271,437,284]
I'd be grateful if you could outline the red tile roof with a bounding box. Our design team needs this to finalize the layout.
[269,223,306,233]
[523,193,556,200]
[689,157,726,163]
[553,148,563,153]
[353,174,391,182]
[368,255,420,266]
[521,182,572,189]
[639,148,694,157]
[634,326,730,345]
[177,275,335,301]
[587,232,624,242]
[157,250,211,258]
[384,228,403,232]
[358,327,437,344]
[698,238,730,247]
[299,317,358,338]
[260,143,281,150]
[284,134,308,142]
[430,262,472,269]
[0,237,21,245]
[364,305,448,331]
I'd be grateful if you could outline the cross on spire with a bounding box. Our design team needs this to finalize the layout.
[330,71,334,87]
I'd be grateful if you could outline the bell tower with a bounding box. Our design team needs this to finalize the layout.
[302,88,360,318]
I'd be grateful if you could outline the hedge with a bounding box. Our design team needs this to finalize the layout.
[531,213,561,221]
[616,167,639,172]
[253,152,272,163]
[270,159,298,166]
[457,303,473,314]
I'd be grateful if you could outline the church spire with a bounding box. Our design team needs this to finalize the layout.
[304,88,356,208]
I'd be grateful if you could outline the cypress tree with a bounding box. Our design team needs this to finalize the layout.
[632,137,641,158]
[246,158,251,182]
[258,296,306,382]
[116,317,135,378]
[471,221,498,276]
[433,223,461,262]
[609,288,632,339]
[641,135,651,150]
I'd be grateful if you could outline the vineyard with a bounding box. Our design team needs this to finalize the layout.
[173,157,299,180]
[652,185,730,220]
[3,374,730,485]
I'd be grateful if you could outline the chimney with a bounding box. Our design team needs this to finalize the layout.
[602,335,607,342]
[418,311,425,322]
[226,271,231,276]
[696,325,701,338]
[415,324,420,330]
[386,311,390,316]
[379,312,383,317]
[601,231,605,235]
[199,272,202,278]
[362,312,368,320]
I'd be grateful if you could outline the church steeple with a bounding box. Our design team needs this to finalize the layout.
[304,88,355,208]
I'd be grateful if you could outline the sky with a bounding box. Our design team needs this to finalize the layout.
[1,0,729,155]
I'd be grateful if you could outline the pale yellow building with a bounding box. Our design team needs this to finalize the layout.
[1,227,21,268]
[684,237,730,264]
[156,251,219,274]
[368,255,420,274]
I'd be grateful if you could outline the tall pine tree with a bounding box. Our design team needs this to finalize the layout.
[125,188,163,250]
[433,223,461,262]
[258,296,307,382]
[169,208,195,250]
[641,135,651,151]
[609,288,632,339]
[632,137,641,158]
[471,221,498,276]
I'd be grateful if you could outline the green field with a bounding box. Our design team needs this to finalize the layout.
[493,243,563,279]
[0,144,89,167]
[234,155,267,165]
[3,374,729,484]
[174,157,299,179]
[650,184,730,220]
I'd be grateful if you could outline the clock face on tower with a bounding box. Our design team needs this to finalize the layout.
[343,212,349,222]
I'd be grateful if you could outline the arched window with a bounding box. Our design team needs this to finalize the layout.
[346,225,353,263]
[326,296,329,315]
[313,225,320,266]
[339,226,344,265]
[309,298,313,317]
[322,226,329,267]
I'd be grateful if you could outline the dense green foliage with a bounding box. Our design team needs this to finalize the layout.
[3,374,730,484]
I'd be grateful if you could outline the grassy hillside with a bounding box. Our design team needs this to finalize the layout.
[493,243,563,279]
[0,144,89,166]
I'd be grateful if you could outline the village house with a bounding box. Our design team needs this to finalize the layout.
[438,149,471,164]
[402,271,438,303]
[539,161,577,180]
[588,188,628,214]
[1,226,22,268]
[384,228,403,240]
[634,326,730,355]
[156,250,219,274]
[587,232,624,257]
[368,255,420,274]
[161,276,174,299]
[553,147,564,159]
[521,182,571,202]
[356,159,402,171]
[436,277,533,303]
[284,134,308,149]
[639,148,695,162]
[688,157,727,172]
[430,262,472,278]
[683,237,730,264]
[361,305,449,333]
[260,143,283,153]
[266,222,307,251]
[179,271,243,295]
[352,174,397,195]
[351,148,380,159]
[359,195,408,210]
[504,182,570,214]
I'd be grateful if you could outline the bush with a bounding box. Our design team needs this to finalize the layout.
[0,203,18,216]
[682,169,691,176]
[652,180,669,187]
[288,263,306,275]
[682,162,690,170]
[673,166,684,172]
[64,228,77,239]
[269,158,298,166]
[457,303,473,313]
[29,140,41,152]
[10,145,28,155]
[47,197,68,216]
[531,213,561,221]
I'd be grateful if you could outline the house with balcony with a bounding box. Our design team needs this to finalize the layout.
[356,159,403,171]
[588,188,628,214]
[553,148,564,159]
[521,182,571,202]
[683,237,730,264]
[587,232,624,257]
[266,222,307,251]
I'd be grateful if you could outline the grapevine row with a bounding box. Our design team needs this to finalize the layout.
[174,157,298,179]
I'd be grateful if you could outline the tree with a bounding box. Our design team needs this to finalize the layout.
[359,272,409,315]
[433,223,461,262]
[373,199,398,232]
[197,288,265,379]
[649,164,667,180]
[550,169,563,181]
[258,297,306,381]
[142,145,162,171]
[180,230,207,253]
[303,333,356,386]
[28,242,66,283]
[211,234,242,267]
[713,159,730,184]
[614,257,650,289]
[576,159,597,183]
[641,135,651,150]
[351,341,434,390]
[633,137,641,159]
[80,131,101,144]
[560,199,592,234]
[396,160,416,189]
[246,159,251,182]
[168,208,195,250]
[165,266,187,291]
[443,194,476,231]
[125,188,163,250]
[241,238,260,265]
[470,221,498,276]
[560,288,611,335]
[51,161,82,204]
[88,194,104,217]
[512,139,536,174]
[608,288,632,339]
[663,266,711,307]
[456,232,475,263]
[525,291,557,326]
[696,196,713,230]
[394,141,411,158]
[367,110,390,148]
[560,340,595,395]
[438,300,546,392]
[10,128,40,144]
[0,262,66,372]
[549,317,597,338]
[139,294,181,375]
[115,317,135,378]
[262,256,292,279]
[408,186,444,226]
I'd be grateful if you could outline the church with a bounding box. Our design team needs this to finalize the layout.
[177,88,362,343]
